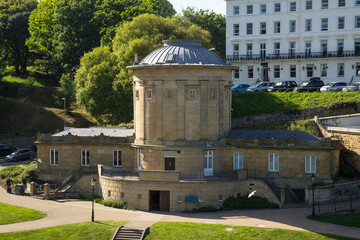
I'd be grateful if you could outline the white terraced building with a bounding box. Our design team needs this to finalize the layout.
[225,0,360,85]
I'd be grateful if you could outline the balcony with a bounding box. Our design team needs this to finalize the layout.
[226,50,360,62]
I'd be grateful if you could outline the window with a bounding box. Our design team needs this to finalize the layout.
[137,194,142,202]
[289,42,296,55]
[321,64,327,77]
[234,69,239,79]
[177,195,182,203]
[356,39,360,55]
[290,65,296,78]
[322,0,328,8]
[260,22,266,34]
[356,0,360,6]
[121,192,125,200]
[338,0,346,7]
[146,89,152,99]
[356,62,360,76]
[233,6,240,15]
[306,0,312,10]
[108,190,111,197]
[268,154,279,172]
[218,194,223,202]
[274,65,280,78]
[338,17,345,29]
[305,19,312,32]
[290,2,296,11]
[305,155,316,173]
[260,4,266,14]
[246,23,253,35]
[189,89,195,99]
[305,41,312,56]
[260,43,266,59]
[247,43,253,56]
[135,90,139,100]
[248,66,254,78]
[204,150,213,170]
[274,21,281,33]
[307,64,314,77]
[274,42,280,55]
[338,63,345,76]
[50,149,58,166]
[233,153,243,170]
[321,18,328,31]
[81,150,90,166]
[247,5,253,14]
[356,16,360,28]
[137,149,142,170]
[233,24,239,36]
[289,20,296,32]
[337,39,344,55]
[321,40,328,55]
[274,3,281,12]
[113,150,122,167]
[233,44,239,56]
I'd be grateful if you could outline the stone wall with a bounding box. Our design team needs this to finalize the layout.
[232,102,360,129]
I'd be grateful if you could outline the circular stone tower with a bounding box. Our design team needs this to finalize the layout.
[128,40,236,148]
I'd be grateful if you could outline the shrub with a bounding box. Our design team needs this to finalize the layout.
[222,195,278,210]
[0,162,38,186]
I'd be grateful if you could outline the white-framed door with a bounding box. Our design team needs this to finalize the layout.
[204,150,213,176]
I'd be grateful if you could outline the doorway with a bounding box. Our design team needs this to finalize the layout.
[149,190,170,211]
[165,158,175,170]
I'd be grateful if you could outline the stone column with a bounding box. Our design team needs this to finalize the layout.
[218,80,225,139]
[29,182,36,196]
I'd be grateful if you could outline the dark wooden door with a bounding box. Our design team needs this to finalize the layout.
[165,157,175,170]
[160,191,170,211]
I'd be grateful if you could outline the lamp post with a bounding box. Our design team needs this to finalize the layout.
[311,173,315,218]
[61,97,66,130]
[91,177,96,222]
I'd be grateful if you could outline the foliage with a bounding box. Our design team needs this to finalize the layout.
[232,92,360,118]
[0,161,38,185]
[144,222,355,240]
[307,214,360,228]
[0,203,46,225]
[243,120,317,136]
[221,195,278,211]
[182,7,225,56]
[0,0,38,75]
[101,200,133,209]
[0,221,127,240]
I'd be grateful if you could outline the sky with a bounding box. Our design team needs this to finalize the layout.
[168,0,226,15]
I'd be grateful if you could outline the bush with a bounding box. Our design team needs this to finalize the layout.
[222,195,278,210]
[0,162,38,186]
[101,200,133,210]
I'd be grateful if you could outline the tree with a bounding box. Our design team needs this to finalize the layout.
[182,7,226,57]
[74,13,211,125]
[0,0,38,75]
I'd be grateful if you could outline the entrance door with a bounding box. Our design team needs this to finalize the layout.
[149,190,170,212]
[261,63,269,82]
[165,158,175,170]
[204,150,213,176]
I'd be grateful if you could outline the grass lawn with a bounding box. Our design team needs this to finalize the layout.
[232,92,360,118]
[241,120,317,135]
[144,222,356,240]
[307,214,360,228]
[0,203,47,225]
[0,220,126,240]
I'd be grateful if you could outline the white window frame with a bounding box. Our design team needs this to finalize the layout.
[204,150,213,176]
[260,22,266,34]
[81,149,90,166]
[305,155,316,173]
[274,65,280,78]
[290,65,296,78]
[233,6,240,15]
[289,20,296,32]
[338,0,346,7]
[356,16,360,28]
[233,24,239,36]
[290,1,296,11]
[246,23,253,35]
[113,150,122,167]
[321,18,328,31]
[338,17,345,30]
[189,89,195,99]
[274,21,281,33]
[322,0,329,9]
[233,153,244,170]
[305,19,312,32]
[50,149,58,166]
[137,149,142,170]
[260,4,266,14]
[268,154,279,172]
[320,64,327,77]
[248,66,254,78]
[338,63,345,77]
[247,5,253,14]
[274,3,281,12]
[356,0,360,6]
[306,0,312,10]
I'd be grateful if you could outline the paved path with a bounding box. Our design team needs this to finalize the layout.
[0,186,359,239]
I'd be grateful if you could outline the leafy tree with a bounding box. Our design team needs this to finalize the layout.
[182,7,225,57]
[0,0,38,75]
[74,13,211,125]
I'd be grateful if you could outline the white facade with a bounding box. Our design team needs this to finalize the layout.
[226,0,360,85]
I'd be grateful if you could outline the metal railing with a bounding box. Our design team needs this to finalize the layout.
[316,197,360,214]
[226,50,360,62]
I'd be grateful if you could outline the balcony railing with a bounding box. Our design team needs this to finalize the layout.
[226,50,360,62]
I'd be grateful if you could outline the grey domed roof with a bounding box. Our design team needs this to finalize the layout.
[138,40,227,66]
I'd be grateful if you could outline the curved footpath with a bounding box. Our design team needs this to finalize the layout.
[0,187,359,239]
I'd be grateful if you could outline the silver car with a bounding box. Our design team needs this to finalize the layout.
[246,82,275,92]
[342,82,360,92]
[5,148,33,162]
[320,82,347,92]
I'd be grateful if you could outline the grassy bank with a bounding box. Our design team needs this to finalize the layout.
[144,222,355,240]
[242,120,317,135]
[0,203,46,225]
[307,214,360,228]
[232,92,360,118]
[0,221,126,240]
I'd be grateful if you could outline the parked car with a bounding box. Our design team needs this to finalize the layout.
[342,82,360,92]
[5,148,33,162]
[320,82,348,92]
[294,79,324,92]
[246,82,275,92]
[0,144,17,157]
[268,81,298,92]
[232,84,250,93]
